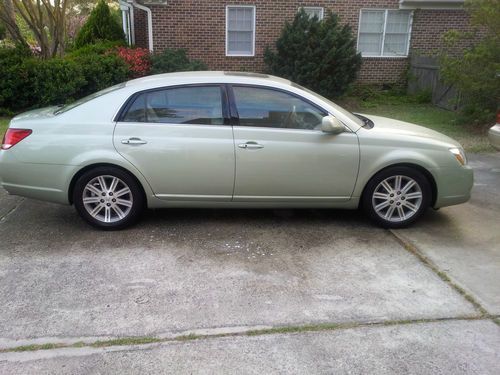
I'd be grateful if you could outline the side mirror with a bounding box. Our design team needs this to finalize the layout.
[321,116,344,134]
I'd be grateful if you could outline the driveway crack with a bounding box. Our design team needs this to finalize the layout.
[389,229,490,317]
[0,198,25,224]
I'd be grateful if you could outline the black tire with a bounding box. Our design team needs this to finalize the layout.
[73,166,145,230]
[362,166,431,229]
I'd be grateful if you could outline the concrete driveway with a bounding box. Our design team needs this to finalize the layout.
[0,153,498,374]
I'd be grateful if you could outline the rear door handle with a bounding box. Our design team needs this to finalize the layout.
[121,137,147,145]
[238,142,264,149]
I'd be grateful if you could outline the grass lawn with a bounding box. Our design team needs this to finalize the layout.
[340,96,494,153]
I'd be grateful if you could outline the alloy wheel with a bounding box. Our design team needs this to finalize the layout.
[82,175,133,223]
[371,175,423,223]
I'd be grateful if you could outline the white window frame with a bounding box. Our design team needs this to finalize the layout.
[356,9,413,58]
[226,5,256,57]
[300,6,324,20]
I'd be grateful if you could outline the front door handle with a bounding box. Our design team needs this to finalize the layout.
[238,141,264,149]
[121,137,147,145]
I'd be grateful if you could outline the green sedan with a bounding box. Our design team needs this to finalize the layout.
[0,72,473,229]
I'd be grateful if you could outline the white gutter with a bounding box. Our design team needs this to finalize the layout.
[128,0,154,52]
[119,0,135,45]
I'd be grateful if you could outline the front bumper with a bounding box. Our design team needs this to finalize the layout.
[488,124,500,151]
[432,165,474,208]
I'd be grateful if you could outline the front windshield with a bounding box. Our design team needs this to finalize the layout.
[291,82,364,127]
[54,83,126,115]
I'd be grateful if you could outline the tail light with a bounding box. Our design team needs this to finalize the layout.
[496,109,500,124]
[1,129,32,150]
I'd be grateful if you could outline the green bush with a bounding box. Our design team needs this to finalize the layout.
[71,53,129,96]
[439,0,500,125]
[264,10,361,99]
[23,59,86,107]
[150,48,207,74]
[66,40,124,58]
[0,44,32,64]
[0,45,34,111]
[0,43,129,112]
[74,0,125,49]
[0,56,85,111]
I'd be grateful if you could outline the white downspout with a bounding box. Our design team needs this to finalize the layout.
[129,0,154,52]
[119,0,135,45]
[120,5,130,45]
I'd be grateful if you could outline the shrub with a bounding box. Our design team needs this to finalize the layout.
[70,53,129,97]
[74,0,125,49]
[0,43,130,112]
[66,40,124,58]
[116,47,151,77]
[439,0,500,125]
[264,10,361,98]
[0,57,85,111]
[0,44,32,65]
[23,59,86,106]
[0,45,34,110]
[150,48,207,74]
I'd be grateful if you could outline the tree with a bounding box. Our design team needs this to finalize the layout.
[12,0,69,57]
[440,0,500,124]
[0,0,29,48]
[264,10,361,99]
[0,20,6,40]
[74,0,124,49]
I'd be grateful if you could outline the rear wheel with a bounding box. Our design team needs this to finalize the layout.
[362,166,431,228]
[73,167,144,230]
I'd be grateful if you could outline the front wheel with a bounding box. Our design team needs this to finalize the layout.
[73,167,144,230]
[362,166,431,228]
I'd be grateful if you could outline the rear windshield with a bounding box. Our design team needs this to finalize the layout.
[54,83,126,115]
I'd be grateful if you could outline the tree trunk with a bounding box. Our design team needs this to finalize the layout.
[0,0,29,47]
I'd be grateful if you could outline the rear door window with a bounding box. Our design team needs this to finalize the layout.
[123,86,225,125]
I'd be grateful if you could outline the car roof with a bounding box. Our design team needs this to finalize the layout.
[125,71,293,89]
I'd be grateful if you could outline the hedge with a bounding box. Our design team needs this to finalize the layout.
[0,44,128,112]
[0,44,208,113]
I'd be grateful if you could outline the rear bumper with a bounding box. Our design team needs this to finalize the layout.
[0,151,72,204]
[432,165,474,208]
[488,124,500,151]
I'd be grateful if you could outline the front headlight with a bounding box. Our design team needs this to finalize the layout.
[449,147,467,166]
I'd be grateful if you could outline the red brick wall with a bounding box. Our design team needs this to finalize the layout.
[132,1,474,85]
[134,8,148,50]
[410,9,478,56]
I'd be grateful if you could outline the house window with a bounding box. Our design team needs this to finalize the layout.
[226,6,256,56]
[301,7,324,20]
[357,9,412,57]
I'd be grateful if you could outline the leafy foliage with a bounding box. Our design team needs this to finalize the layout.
[116,47,151,78]
[0,21,6,40]
[74,0,125,49]
[440,0,500,125]
[264,10,361,98]
[66,40,124,57]
[68,52,129,97]
[0,43,128,112]
[150,48,207,74]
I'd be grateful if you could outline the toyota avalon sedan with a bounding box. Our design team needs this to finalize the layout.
[0,72,473,230]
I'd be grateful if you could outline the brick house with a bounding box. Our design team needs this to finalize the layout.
[119,0,475,85]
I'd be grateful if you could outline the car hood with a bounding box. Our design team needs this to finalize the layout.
[358,114,461,147]
[10,106,59,124]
